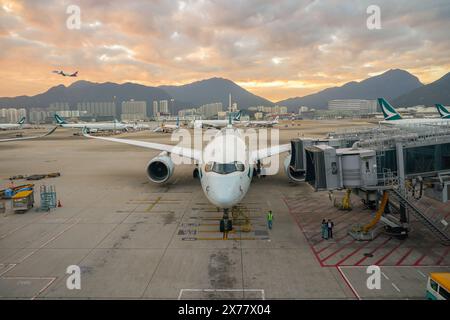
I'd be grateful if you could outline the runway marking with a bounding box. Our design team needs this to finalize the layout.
[391,283,401,292]
[417,270,427,278]
[0,276,57,300]
[381,272,389,280]
[145,196,161,212]
[0,264,16,277]
[336,266,360,300]
[178,288,265,300]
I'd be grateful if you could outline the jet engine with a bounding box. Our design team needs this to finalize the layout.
[284,154,305,183]
[146,155,175,183]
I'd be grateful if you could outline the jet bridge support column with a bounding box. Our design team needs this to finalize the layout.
[396,143,408,223]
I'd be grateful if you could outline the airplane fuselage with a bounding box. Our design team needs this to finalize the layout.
[0,124,22,130]
[59,122,128,131]
[198,127,253,209]
[379,118,450,127]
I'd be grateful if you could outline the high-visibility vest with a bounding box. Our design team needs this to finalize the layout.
[267,212,273,221]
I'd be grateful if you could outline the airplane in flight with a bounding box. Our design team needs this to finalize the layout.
[54,114,129,132]
[244,116,279,128]
[0,117,26,130]
[83,118,302,231]
[378,98,450,126]
[192,111,242,129]
[153,117,180,133]
[52,70,78,77]
[435,104,450,119]
[0,126,57,143]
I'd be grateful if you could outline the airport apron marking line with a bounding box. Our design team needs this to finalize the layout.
[373,240,404,266]
[395,248,414,266]
[334,234,382,266]
[354,237,392,266]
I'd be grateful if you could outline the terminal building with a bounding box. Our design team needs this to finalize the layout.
[328,99,378,115]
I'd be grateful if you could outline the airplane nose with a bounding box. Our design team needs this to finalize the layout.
[206,176,242,208]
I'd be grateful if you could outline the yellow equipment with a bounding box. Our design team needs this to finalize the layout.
[12,190,34,213]
[334,189,353,211]
[362,191,389,233]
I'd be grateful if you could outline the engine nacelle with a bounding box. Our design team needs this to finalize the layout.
[284,154,305,183]
[146,155,175,183]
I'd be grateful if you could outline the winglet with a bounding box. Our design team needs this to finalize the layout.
[378,98,402,120]
[435,104,450,119]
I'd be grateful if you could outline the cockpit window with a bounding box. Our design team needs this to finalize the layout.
[205,161,245,174]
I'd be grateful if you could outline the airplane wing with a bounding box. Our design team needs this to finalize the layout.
[83,130,202,162]
[250,143,291,163]
[0,126,57,143]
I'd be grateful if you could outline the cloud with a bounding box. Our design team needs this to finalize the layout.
[0,0,449,101]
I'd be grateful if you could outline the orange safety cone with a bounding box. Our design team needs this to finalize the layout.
[57,200,62,207]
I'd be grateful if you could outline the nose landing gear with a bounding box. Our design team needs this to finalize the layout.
[219,208,233,233]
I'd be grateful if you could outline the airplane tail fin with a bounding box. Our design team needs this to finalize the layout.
[378,98,402,120]
[54,113,67,125]
[114,118,120,124]
[274,116,279,122]
[18,116,26,125]
[435,104,450,119]
[176,117,180,127]
[233,110,242,121]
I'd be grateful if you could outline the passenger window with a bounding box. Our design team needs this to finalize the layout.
[438,286,450,300]
[236,162,245,172]
[430,279,438,292]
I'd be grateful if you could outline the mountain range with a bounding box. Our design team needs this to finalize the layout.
[0,69,449,113]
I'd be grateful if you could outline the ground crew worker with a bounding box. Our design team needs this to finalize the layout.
[267,210,273,230]
[321,219,328,239]
[327,219,334,239]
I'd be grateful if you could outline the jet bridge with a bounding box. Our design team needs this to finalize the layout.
[289,123,450,243]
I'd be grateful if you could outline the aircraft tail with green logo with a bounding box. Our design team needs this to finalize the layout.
[17,116,26,125]
[435,104,450,119]
[54,114,67,125]
[378,98,402,120]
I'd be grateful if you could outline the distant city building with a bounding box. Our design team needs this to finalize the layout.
[121,100,147,121]
[159,100,169,114]
[0,107,26,123]
[271,105,288,114]
[254,112,264,120]
[152,101,159,116]
[299,106,309,114]
[197,102,223,119]
[328,99,378,115]
[178,108,197,117]
[29,108,51,124]
[49,102,70,111]
[57,110,84,118]
[76,102,116,118]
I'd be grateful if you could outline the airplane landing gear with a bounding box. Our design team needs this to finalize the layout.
[219,208,233,233]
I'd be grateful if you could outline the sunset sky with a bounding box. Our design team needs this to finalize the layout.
[0,0,449,101]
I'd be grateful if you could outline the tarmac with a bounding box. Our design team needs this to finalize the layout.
[0,121,448,299]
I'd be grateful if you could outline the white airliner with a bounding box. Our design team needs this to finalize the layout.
[83,121,302,231]
[153,117,180,133]
[378,98,450,126]
[0,117,26,130]
[55,114,129,132]
[192,111,242,129]
[244,116,279,127]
